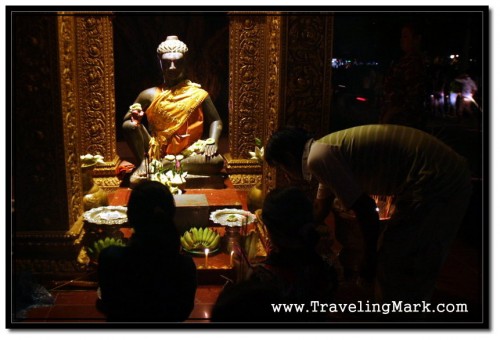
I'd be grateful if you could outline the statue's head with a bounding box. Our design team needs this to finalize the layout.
[157,35,188,85]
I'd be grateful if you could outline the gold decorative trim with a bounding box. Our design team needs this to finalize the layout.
[283,15,333,135]
[76,15,117,160]
[92,156,120,176]
[58,15,83,225]
[93,176,122,192]
[262,15,283,194]
[229,15,266,161]
[228,174,262,189]
[228,14,284,190]
[67,215,85,239]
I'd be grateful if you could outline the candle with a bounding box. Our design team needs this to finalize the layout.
[230,250,234,268]
[204,248,209,268]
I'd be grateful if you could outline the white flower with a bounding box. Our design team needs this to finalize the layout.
[80,154,105,166]
[249,146,264,162]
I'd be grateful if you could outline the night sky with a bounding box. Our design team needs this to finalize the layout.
[333,10,485,67]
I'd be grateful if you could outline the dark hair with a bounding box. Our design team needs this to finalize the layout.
[211,278,290,322]
[127,181,179,249]
[261,186,317,249]
[264,126,313,168]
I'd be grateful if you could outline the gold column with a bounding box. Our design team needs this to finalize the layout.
[73,14,121,191]
[227,13,332,193]
[226,14,284,190]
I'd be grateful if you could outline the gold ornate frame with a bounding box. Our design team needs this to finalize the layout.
[58,11,332,226]
[13,11,331,280]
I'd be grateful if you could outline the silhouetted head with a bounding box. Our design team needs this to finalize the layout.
[127,181,179,249]
[262,186,317,250]
[211,279,290,322]
[264,126,313,182]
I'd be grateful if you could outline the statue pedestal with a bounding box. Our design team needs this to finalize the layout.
[185,174,227,189]
[174,194,210,234]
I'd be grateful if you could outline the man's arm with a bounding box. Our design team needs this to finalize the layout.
[314,195,334,225]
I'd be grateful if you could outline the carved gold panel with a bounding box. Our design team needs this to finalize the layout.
[227,13,332,191]
[227,14,284,190]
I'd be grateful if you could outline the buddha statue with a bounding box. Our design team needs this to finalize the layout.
[122,35,224,183]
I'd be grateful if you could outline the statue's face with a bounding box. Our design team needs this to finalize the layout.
[160,53,186,84]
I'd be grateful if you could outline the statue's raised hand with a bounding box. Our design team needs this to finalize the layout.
[129,103,144,126]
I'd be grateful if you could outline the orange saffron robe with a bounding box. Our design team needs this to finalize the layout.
[146,80,207,157]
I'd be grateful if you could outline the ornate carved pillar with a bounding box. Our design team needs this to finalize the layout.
[13,13,120,282]
[275,14,333,193]
[13,14,85,281]
[58,13,120,238]
[72,14,120,191]
[226,14,284,190]
[227,13,332,193]
[283,14,333,135]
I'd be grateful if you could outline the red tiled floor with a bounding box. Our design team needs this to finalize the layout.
[188,303,215,320]
[22,306,51,321]
[53,290,99,305]
[23,285,223,323]
[45,305,106,321]
[194,285,223,304]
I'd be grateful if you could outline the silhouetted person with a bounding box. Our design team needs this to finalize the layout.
[455,73,478,118]
[257,186,338,305]
[211,186,337,322]
[380,22,427,129]
[97,181,197,322]
[265,125,472,304]
[211,279,291,322]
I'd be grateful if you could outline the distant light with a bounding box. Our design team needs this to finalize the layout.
[356,97,367,102]
[449,54,455,59]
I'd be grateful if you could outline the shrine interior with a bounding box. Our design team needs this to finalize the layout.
[9,9,487,327]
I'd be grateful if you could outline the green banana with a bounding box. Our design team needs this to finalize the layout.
[180,236,191,250]
[183,231,195,246]
[205,229,216,245]
[88,236,125,261]
[202,227,210,241]
[191,227,200,241]
[180,227,220,251]
[207,234,220,249]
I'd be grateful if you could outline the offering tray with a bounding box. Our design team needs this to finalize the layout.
[83,206,128,225]
[209,208,256,227]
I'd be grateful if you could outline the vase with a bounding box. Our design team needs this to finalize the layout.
[81,163,108,211]
[247,181,265,213]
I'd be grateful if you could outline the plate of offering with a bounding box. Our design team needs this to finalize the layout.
[209,209,256,227]
[83,206,128,225]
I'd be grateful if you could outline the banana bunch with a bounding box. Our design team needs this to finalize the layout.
[180,227,220,251]
[88,237,125,259]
